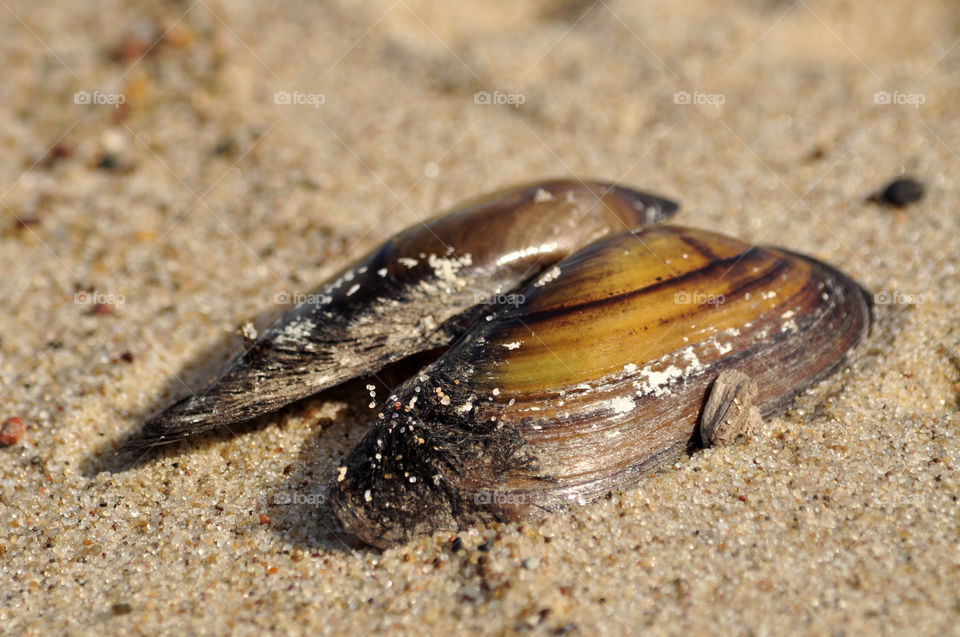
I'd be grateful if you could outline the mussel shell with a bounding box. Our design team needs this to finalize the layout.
[132,180,677,448]
[331,225,871,547]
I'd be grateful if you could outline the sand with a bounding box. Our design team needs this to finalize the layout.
[2,0,959,634]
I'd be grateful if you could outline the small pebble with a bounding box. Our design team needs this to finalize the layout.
[109,29,153,63]
[12,216,41,230]
[450,537,463,552]
[477,539,494,552]
[43,142,74,167]
[111,602,133,616]
[522,557,539,570]
[872,177,925,207]
[0,416,26,446]
[96,154,119,171]
[212,137,239,157]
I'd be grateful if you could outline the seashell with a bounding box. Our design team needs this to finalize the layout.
[330,225,872,547]
[132,180,678,448]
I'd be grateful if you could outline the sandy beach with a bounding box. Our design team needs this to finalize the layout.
[2,0,959,634]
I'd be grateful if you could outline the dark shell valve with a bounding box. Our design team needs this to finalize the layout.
[329,225,871,547]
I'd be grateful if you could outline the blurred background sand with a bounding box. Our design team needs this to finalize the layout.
[2,0,959,634]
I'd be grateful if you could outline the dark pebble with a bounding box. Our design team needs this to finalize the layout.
[450,537,463,552]
[213,137,239,156]
[477,539,494,552]
[874,177,925,207]
[13,217,41,230]
[97,154,119,171]
[111,602,133,616]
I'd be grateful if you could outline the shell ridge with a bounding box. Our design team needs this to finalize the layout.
[508,247,765,325]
